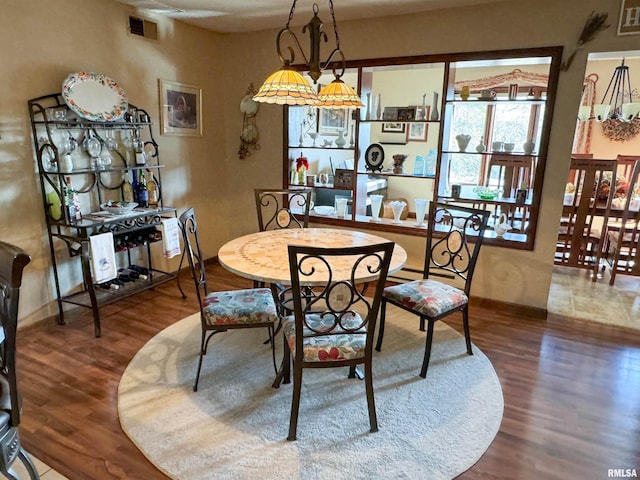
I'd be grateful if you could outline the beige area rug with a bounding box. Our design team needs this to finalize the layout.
[118,310,504,480]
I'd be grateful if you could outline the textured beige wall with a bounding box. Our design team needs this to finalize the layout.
[0,0,227,325]
[3,0,639,327]
[222,0,640,311]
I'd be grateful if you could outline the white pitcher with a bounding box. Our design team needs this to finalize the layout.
[494,213,511,237]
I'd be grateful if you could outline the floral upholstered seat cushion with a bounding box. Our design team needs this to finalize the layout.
[383,279,468,318]
[202,288,277,326]
[282,313,366,362]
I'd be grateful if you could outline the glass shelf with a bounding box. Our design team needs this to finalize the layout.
[442,150,538,157]
[287,146,355,150]
[447,98,546,105]
[358,171,435,179]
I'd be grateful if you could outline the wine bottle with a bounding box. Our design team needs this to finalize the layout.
[128,264,149,279]
[117,271,132,283]
[118,268,140,281]
[122,171,134,203]
[134,136,146,166]
[136,170,149,208]
[147,175,159,207]
[64,176,81,222]
[98,280,119,290]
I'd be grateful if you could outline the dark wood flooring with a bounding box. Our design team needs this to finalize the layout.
[16,264,640,479]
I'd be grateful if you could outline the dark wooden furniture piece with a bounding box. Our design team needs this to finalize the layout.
[0,242,39,480]
[178,208,278,391]
[376,202,490,378]
[486,154,535,198]
[606,159,640,285]
[555,157,617,281]
[485,154,535,231]
[282,46,563,250]
[275,242,394,440]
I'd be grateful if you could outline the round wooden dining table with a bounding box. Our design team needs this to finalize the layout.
[217,227,407,285]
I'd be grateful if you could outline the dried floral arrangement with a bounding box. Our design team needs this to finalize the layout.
[561,11,610,71]
[601,118,640,142]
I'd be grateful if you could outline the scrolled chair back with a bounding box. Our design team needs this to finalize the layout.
[255,188,312,231]
[425,202,490,294]
[178,208,208,306]
[287,242,395,356]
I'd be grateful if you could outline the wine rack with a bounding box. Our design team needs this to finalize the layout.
[28,93,183,337]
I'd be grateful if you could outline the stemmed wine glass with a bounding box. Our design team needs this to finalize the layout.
[64,133,78,155]
[104,130,118,151]
[83,131,102,169]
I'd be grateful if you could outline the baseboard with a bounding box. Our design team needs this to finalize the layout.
[470,296,548,320]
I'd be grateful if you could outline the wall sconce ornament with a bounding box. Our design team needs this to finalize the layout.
[239,83,260,159]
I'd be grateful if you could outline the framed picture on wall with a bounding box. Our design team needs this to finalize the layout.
[318,108,348,135]
[407,122,428,142]
[381,122,406,133]
[158,79,202,136]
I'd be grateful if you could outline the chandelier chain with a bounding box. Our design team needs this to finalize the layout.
[286,0,298,28]
[328,0,341,49]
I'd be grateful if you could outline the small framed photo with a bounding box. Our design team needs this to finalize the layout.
[334,168,354,189]
[318,107,348,135]
[406,122,428,142]
[382,122,406,133]
[382,107,399,120]
[397,107,416,121]
[159,79,202,136]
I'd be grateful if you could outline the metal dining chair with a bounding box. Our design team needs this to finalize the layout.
[375,202,490,378]
[0,241,40,480]
[179,208,278,392]
[274,242,395,440]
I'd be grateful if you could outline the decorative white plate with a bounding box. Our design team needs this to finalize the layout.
[314,206,335,216]
[62,72,128,122]
[100,201,138,215]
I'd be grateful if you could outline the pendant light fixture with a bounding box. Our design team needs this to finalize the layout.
[579,59,640,122]
[253,1,362,109]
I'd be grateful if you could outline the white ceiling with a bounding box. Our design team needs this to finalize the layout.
[114,0,510,33]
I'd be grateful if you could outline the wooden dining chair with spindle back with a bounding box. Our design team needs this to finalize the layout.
[485,153,535,230]
[606,159,640,285]
[556,157,617,281]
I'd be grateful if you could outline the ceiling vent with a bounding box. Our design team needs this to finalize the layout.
[128,16,158,40]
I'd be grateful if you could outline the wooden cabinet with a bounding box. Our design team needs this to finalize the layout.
[28,93,181,337]
[283,46,562,249]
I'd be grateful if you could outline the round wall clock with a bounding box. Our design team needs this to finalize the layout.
[365,143,385,172]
